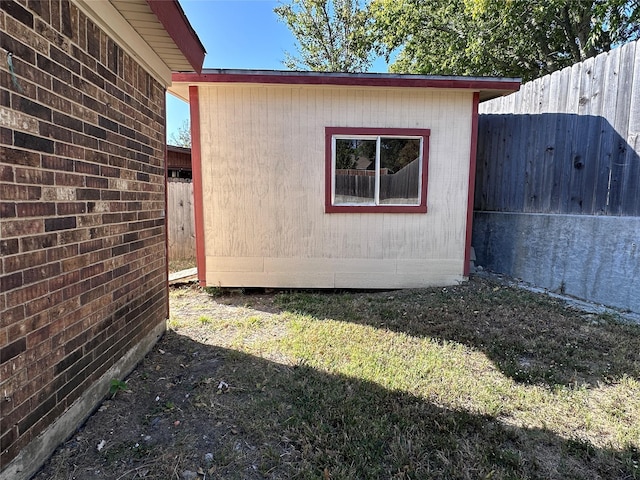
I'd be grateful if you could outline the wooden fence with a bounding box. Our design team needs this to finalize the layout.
[167,179,196,261]
[476,40,640,216]
[335,157,420,202]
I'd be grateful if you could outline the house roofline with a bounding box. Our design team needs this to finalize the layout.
[171,69,520,101]
[146,0,206,74]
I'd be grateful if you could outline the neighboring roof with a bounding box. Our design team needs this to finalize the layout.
[76,0,205,83]
[169,69,521,102]
[167,145,192,170]
[168,145,192,154]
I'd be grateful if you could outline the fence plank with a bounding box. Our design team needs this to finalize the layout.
[167,179,196,261]
[477,40,640,216]
[622,42,640,215]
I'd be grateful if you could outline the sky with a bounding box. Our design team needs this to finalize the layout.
[166,0,390,143]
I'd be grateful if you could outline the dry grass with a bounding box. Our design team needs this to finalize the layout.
[34,277,640,479]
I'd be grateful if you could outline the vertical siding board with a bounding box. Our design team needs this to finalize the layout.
[563,61,584,213]
[504,114,518,211]
[474,116,489,210]
[597,48,621,214]
[609,42,636,215]
[547,68,570,212]
[622,42,640,215]
[494,114,509,211]
[486,115,501,210]
[167,180,195,261]
[530,76,551,211]
[581,54,607,214]
[511,113,528,212]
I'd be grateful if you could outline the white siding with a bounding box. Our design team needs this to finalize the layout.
[198,83,474,288]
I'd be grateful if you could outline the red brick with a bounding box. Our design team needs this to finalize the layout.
[7,320,26,343]
[14,167,54,185]
[80,262,103,280]
[16,202,56,217]
[42,155,74,171]
[1,337,26,364]
[21,233,57,252]
[49,270,80,291]
[60,255,87,273]
[0,183,41,200]
[0,0,169,466]
[56,228,87,244]
[25,311,49,334]
[79,239,102,253]
[6,279,48,305]
[1,218,45,238]
[47,244,78,262]
[26,323,51,349]
[57,202,86,215]
[61,281,83,301]
[44,216,76,232]
[0,201,16,218]
[4,250,46,273]
[0,164,14,181]
[1,271,23,291]
[0,146,40,166]
[55,142,84,159]
[54,171,84,187]
[0,305,25,329]
[23,262,61,285]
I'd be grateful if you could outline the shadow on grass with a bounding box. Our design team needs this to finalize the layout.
[47,329,636,480]
[223,277,640,389]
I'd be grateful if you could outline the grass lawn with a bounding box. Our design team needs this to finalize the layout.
[34,276,640,479]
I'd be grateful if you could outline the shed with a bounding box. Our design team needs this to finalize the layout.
[169,70,519,289]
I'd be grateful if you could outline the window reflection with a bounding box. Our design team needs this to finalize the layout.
[333,137,421,206]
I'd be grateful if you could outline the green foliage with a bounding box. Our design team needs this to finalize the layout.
[370,0,640,81]
[109,379,128,397]
[274,0,375,72]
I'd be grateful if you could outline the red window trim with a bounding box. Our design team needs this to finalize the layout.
[324,127,430,213]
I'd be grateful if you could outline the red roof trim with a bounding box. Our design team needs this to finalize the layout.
[464,92,480,277]
[189,86,207,286]
[146,0,205,73]
[173,71,520,92]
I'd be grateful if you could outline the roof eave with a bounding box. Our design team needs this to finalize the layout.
[146,0,206,74]
[170,69,520,100]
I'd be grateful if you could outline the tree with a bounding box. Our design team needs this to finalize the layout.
[170,119,191,148]
[274,0,374,72]
[369,0,640,81]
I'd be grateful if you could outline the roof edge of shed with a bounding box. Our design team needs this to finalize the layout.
[170,69,521,102]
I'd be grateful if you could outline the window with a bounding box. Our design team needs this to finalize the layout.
[325,127,430,213]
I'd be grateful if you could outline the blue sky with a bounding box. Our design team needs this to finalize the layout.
[167,0,390,143]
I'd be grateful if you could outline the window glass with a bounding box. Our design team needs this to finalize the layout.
[333,137,422,206]
[334,138,377,205]
[379,138,421,205]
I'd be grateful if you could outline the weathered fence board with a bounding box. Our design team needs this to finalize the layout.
[167,179,196,261]
[477,40,640,216]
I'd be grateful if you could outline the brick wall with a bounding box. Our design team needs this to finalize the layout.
[0,0,168,470]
